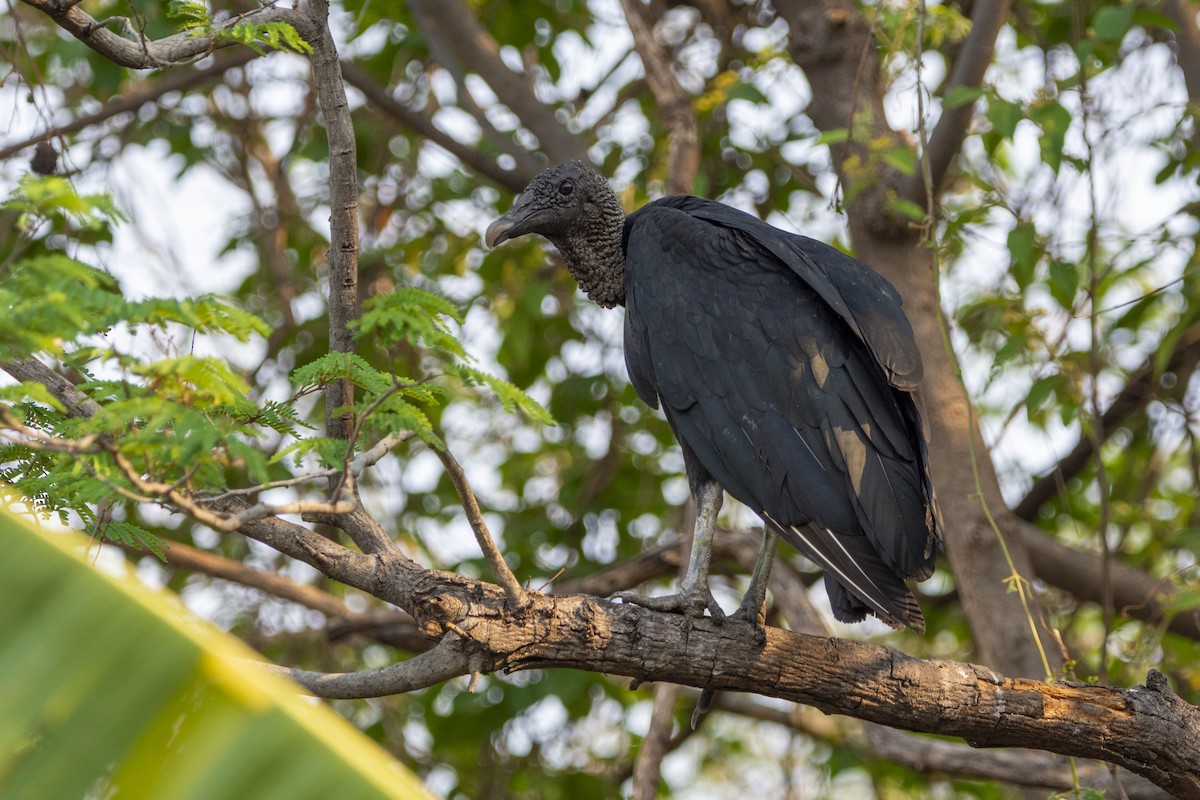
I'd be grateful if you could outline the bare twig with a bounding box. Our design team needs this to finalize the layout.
[898,0,1014,206]
[0,50,257,161]
[433,446,528,609]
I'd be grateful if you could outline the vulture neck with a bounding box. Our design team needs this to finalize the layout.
[551,198,627,308]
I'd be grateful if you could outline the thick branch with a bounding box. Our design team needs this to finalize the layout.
[405,580,1200,798]
[618,0,700,194]
[717,695,1170,798]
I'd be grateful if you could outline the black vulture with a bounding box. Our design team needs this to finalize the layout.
[486,160,941,632]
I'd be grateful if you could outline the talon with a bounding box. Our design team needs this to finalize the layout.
[729,603,767,646]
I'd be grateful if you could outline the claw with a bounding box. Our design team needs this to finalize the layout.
[729,598,767,647]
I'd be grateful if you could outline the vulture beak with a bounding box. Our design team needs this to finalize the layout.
[485,194,545,249]
[484,215,517,249]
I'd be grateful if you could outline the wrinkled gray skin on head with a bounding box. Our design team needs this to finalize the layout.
[485,160,628,308]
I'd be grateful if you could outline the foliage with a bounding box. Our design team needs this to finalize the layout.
[168,0,313,55]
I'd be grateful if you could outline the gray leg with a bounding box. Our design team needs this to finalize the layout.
[616,479,725,621]
[736,531,778,628]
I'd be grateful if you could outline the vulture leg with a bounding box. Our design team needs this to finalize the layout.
[735,531,777,632]
[616,479,726,621]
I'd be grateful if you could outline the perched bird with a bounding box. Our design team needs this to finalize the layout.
[486,160,940,632]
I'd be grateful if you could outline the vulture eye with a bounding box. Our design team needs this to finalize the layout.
[559,180,574,196]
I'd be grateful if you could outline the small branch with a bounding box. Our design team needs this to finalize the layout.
[1014,321,1200,520]
[1,358,101,417]
[339,61,536,193]
[268,635,471,698]
[120,537,357,620]
[899,0,1014,206]
[0,50,257,161]
[433,446,528,610]
[617,0,700,195]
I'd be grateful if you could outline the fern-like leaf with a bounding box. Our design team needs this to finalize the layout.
[450,364,554,426]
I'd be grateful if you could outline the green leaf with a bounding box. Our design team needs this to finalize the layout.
[1048,259,1080,308]
[1031,101,1072,174]
[291,353,393,395]
[886,196,927,222]
[942,85,985,110]
[816,128,850,146]
[1007,222,1040,290]
[355,288,467,359]
[450,364,555,427]
[0,507,433,799]
[1092,5,1134,42]
[986,97,1023,140]
[1025,374,1062,421]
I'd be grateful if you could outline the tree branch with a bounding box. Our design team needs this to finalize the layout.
[122,536,358,620]
[305,1,360,445]
[406,0,588,166]
[16,1,314,69]
[269,634,470,698]
[715,694,1170,798]
[1014,321,1200,520]
[339,61,536,193]
[631,683,682,800]
[403,580,1200,798]
[433,447,528,610]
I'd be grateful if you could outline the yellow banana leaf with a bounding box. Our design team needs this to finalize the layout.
[0,508,436,800]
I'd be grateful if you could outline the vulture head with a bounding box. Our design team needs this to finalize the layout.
[485,160,627,308]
